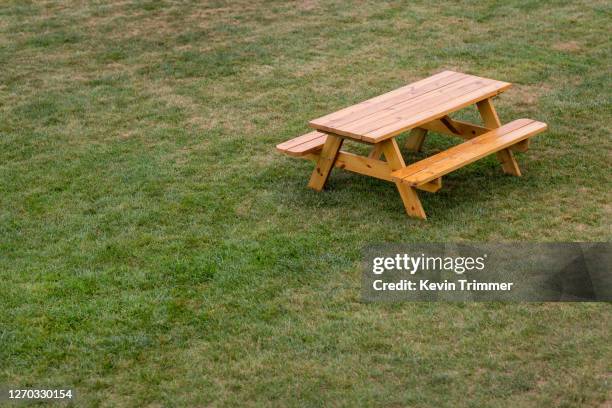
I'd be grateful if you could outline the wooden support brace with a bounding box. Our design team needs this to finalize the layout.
[302,150,394,182]
[440,116,459,134]
[301,152,442,190]
[511,139,530,152]
[334,151,392,181]
[421,117,489,140]
[416,177,442,193]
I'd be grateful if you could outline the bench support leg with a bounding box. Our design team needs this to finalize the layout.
[477,98,522,176]
[380,139,426,219]
[405,128,427,152]
[496,149,522,176]
[308,133,343,191]
[368,143,384,159]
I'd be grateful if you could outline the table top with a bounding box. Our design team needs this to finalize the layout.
[309,70,511,143]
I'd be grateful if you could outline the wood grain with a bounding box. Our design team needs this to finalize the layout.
[391,119,548,186]
[309,71,511,143]
[276,131,327,157]
[307,134,343,191]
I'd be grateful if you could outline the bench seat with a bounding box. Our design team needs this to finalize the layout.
[391,119,548,186]
[276,131,327,157]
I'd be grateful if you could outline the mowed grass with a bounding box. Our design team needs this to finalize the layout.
[0,0,610,406]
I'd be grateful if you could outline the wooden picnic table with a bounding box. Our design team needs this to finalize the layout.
[277,71,547,219]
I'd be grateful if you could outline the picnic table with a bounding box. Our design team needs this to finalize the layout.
[277,71,547,219]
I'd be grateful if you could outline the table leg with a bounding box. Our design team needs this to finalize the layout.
[368,143,383,159]
[405,128,428,152]
[308,133,343,191]
[477,98,521,176]
[380,138,427,219]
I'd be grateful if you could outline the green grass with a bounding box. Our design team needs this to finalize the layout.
[0,0,610,406]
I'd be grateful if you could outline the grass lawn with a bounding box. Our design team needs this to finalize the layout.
[1,0,610,406]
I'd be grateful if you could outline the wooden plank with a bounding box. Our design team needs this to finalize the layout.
[276,131,326,151]
[298,151,392,181]
[392,120,547,186]
[277,134,327,157]
[307,134,343,191]
[341,78,487,135]
[405,128,427,152]
[335,151,392,181]
[391,119,536,180]
[361,82,512,142]
[318,73,472,129]
[309,71,511,143]
[309,71,459,127]
[380,138,406,168]
[476,98,501,128]
[380,138,426,219]
[477,98,521,176]
[402,121,545,185]
[301,146,439,204]
[300,151,442,189]
[391,119,535,178]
